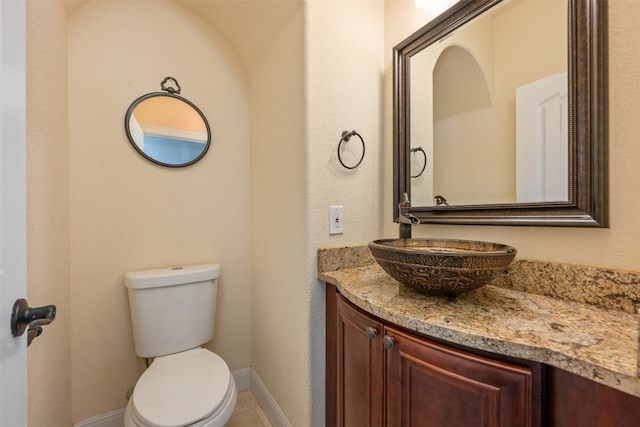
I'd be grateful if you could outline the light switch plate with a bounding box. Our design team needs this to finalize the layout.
[329,206,344,234]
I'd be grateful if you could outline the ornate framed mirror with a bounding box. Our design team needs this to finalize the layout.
[125,77,211,168]
[394,0,608,226]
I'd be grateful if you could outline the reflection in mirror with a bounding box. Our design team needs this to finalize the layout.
[394,0,608,227]
[125,81,211,167]
[410,0,567,207]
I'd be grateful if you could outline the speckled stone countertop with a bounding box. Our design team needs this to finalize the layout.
[318,245,640,397]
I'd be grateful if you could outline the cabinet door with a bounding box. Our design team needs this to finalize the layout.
[336,294,384,427]
[545,367,640,426]
[385,326,533,427]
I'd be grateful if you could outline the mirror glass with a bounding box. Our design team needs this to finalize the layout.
[411,0,567,206]
[125,93,211,167]
[395,0,608,226]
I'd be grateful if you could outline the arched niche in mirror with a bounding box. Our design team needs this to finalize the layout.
[433,46,496,207]
[125,77,211,168]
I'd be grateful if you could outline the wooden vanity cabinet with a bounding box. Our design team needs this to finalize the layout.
[331,288,537,427]
[385,325,534,427]
[336,290,384,426]
[327,284,640,427]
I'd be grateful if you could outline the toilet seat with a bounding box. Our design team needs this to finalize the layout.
[131,348,234,427]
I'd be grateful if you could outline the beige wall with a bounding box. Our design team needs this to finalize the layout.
[305,1,385,424]
[249,4,307,426]
[384,0,640,273]
[26,1,72,426]
[67,0,251,422]
[249,1,384,424]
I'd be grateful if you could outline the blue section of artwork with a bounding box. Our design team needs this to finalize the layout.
[143,135,206,165]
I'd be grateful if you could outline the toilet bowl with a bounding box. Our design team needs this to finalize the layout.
[124,348,237,427]
[123,264,237,427]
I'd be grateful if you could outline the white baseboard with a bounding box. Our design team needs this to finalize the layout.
[72,369,254,427]
[233,367,251,391]
[250,369,292,427]
[72,408,125,427]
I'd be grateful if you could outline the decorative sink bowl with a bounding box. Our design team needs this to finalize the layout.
[368,238,516,298]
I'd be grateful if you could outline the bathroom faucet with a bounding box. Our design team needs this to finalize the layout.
[434,195,449,206]
[399,193,420,238]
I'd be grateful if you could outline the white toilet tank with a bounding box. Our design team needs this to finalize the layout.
[125,263,221,358]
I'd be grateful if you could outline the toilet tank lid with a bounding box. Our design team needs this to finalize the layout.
[125,263,220,290]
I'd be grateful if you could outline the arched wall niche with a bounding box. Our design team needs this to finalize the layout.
[63,0,302,71]
[66,0,253,421]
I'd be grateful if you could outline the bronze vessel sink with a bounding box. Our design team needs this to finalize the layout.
[368,238,516,299]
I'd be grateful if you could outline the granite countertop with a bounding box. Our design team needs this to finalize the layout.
[318,246,640,398]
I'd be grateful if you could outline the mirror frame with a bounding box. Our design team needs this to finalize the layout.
[125,92,211,168]
[393,0,608,226]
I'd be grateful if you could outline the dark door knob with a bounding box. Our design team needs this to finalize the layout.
[365,327,378,340]
[11,298,56,346]
[383,335,395,349]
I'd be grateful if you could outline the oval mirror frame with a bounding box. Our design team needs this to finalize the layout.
[125,92,211,168]
[394,0,608,227]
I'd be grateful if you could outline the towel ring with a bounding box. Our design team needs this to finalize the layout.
[338,130,365,170]
[410,146,427,178]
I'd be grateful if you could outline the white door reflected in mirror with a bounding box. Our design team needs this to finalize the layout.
[516,72,568,203]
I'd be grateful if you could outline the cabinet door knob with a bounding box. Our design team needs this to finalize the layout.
[365,327,378,340]
[383,335,395,349]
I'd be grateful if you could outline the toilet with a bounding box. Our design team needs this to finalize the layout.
[123,263,237,427]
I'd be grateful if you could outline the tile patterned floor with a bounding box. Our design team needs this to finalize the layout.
[227,389,272,427]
